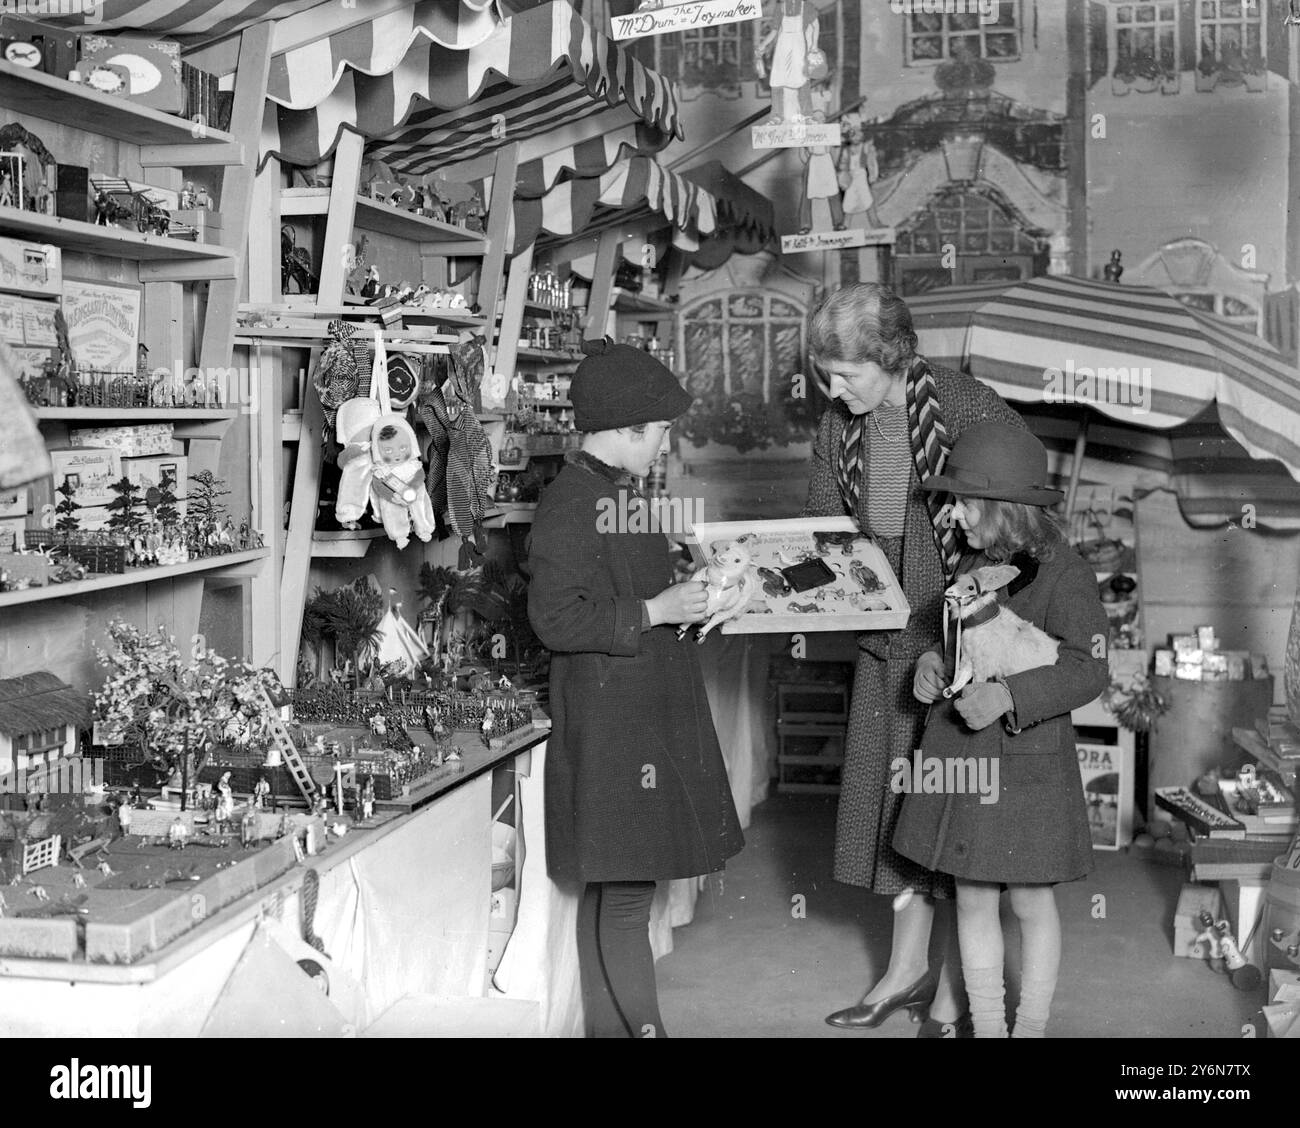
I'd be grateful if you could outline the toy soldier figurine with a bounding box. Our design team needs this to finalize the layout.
[117,798,133,837]
[168,816,188,850]
[1103,249,1123,283]
[252,776,271,810]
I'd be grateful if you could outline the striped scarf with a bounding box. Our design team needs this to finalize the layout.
[837,357,963,580]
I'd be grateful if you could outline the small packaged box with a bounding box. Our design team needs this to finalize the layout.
[0,516,24,551]
[1172,634,1199,656]
[0,293,23,343]
[1252,654,1271,679]
[121,454,188,518]
[1154,649,1175,677]
[0,236,63,297]
[69,423,175,458]
[78,34,184,113]
[29,447,122,531]
[1203,652,1228,675]
[1196,625,1217,650]
[0,485,27,518]
[22,298,58,347]
[1225,651,1249,681]
[1175,662,1204,681]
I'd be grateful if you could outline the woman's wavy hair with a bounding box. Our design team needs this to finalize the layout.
[808,283,919,379]
[964,496,1066,563]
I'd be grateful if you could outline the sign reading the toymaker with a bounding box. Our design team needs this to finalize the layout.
[781,227,897,254]
[684,517,910,636]
[751,120,841,149]
[610,0,761,40]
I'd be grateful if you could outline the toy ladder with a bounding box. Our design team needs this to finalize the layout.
[259,686,317,802]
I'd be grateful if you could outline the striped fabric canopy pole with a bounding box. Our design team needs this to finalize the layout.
[907,281,1015,371]
[258,0,682,175]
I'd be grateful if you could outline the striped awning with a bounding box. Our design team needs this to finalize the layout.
[507,155,717,257]
[908,276,1300,528]
[16,0,497,45]
[267,1,503,108]
[259,0,682,176]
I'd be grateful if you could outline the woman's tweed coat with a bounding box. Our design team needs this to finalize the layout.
[528,452,744,884]
[802,364,1023,893]
[893,546,1109,884]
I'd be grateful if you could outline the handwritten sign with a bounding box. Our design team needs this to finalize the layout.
[611,0,761,40]
[781,228,898,254]
[751,121,842,150]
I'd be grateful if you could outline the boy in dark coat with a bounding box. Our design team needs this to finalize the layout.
[528,338,744,1038]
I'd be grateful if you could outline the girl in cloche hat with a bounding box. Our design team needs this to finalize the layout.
[892,422,1110,1039]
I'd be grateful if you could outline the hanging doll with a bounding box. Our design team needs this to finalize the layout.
[798,108,844,234]
[838,112,880,223]
[334,336,435,550]
[314,319,363,435]
[755,0,822,124]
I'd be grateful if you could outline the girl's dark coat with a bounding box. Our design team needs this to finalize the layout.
[527,454,744,883]
[892,546,1110,884]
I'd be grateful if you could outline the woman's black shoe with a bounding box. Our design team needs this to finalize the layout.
[825,970,939,1029]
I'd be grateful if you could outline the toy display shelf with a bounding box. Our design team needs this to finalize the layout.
[280,188,488,252]
[0,207,239,264]
[612,288,675,316]
[0,548,268,609]
[287,298,487,329]
[234,325,456,350]
[35,406,240,441]
[0,60,239,148]
[517,398,573,409]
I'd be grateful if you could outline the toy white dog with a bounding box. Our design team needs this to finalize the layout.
[941,564,1059,697]
[678,537,761,642]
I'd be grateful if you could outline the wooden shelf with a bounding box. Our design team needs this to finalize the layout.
[0,207,237,262]
[310,528,386,558]
[516,348,583,364]
[35,407,237,421]
[484,503,538,527]
[522,300,575,317]
[280,189,488,251]
[612,288,676,316]
[518,399,573,409]
[0,60,239,148]
[0,548,269,609]
[242,301,485,328]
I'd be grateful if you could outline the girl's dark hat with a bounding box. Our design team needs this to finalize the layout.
[921,422,1064,506]
[570,336,692,432]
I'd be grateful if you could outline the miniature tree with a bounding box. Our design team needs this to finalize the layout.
[186,470,230,524]
[155,483,181,527]
[54,476,81,533]
[105,475,145,537]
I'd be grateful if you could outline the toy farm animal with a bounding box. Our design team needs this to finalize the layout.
[850,560,885,594]
[678,538,761,642]
[941,564,1059,698]
[813,530,858,556]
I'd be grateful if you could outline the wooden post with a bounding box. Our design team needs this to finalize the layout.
[317,130,366,304]
[585,228,623,342]
[496,241,535,382]
[478,142,522,366]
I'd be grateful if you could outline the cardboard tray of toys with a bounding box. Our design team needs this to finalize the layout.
[685,517,910,634]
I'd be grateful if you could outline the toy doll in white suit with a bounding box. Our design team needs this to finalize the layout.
[369,414,435,550]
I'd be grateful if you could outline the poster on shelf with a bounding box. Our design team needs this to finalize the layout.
[9,344,53,381]
[1077,740,1135,850]
[0,293,22,343]
[685,517,910,634]
[610,0,761,40]
[61,279,140,372]
[21,297,57,347]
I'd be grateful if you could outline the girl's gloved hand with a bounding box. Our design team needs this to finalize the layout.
[955,681,1014,731]
[912,650,951,703]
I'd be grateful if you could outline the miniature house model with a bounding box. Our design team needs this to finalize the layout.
[0,672,91,781]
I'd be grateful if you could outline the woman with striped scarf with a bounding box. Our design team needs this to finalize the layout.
[802,283,1024,1037]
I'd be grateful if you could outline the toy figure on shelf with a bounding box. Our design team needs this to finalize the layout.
[241,806,259,848]
[252,776,270,810]
[370,418,436,550]
[359,776,375,821]
[117,798,132,837]
[213,771,234,832]
[179,182,196,210]
[481,706,495,747]
[1104,249,1124,283]
[0,170,13,208]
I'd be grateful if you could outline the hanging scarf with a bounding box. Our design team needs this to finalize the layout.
[416,340,493,567]
[837,356,963,580]
[314,319,361,436]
